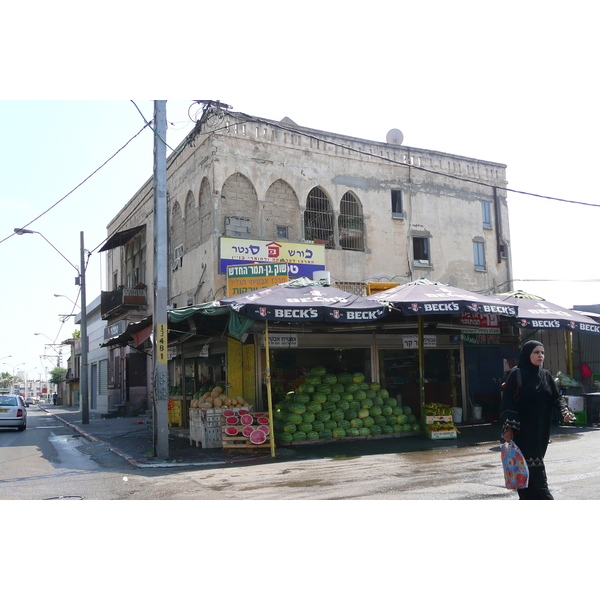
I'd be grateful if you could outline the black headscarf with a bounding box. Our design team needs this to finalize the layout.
[517,339,546,392]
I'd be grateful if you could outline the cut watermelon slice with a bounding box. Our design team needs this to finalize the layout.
[249,429,267,444]
[242,426,255,437]
[223,410,235,417]
[240,414,254,426]
[238,409,250,415]
[257,425,270,435]
[254,412,266,417]
[257,417,269,424]
[225,416,239,425]
[225,426,239,436]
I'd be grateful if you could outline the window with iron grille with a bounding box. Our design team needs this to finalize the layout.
[338,192,365,251]
[304,187,334,247]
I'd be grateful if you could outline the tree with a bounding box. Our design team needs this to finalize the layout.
[0,371,18,388]
[49,368,67,386]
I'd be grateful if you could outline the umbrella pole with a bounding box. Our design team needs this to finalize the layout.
[418,315,425,408]
[566,330,573,379]
[265,323,276,458]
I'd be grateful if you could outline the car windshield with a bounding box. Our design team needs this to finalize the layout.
[0,396,18,406]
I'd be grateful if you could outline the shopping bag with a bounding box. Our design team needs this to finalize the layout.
[500,441,529,489]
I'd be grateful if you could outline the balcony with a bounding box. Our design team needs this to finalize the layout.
[101,286,148,320]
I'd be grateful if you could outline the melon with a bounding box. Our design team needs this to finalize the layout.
[370,425,383,435]
[402,424,412,432]
[250,429,267,444]
[358,427,371,436]
[305,374,322,385]
[397,414,408,425]
[312,420,324,432]
[290,403,307,414]
[357,408,370,420]
[346,427,359,437]
[375,416,388,427]
[326,393,341,404]
[330,409,344,421]
[332,428,346,438]
[302,411,316,423]
[223,410,235,417]
[385,398,398,408]
[337,419,350,429]
[277,432,293,442]
[311,392,327,403]
[225,426,239,436]
[324,420,337,430]
[310,365,327,377]
[293,431,307,441]
[382,425,394,434]
[257,416,269,425]
[240,414,254,426]
[344,383,359,394]
[350,418,363,429]
[352,372,365,383]
[323,373,337,385]
[331,383,345,394]
[306,402,323,414]
[306,431,320,440]
[369,382,381,391]
[317,384,332,394]
[353,390,367,401]
[336,400,350,411]
[322,401,336,412]
[242,426,255,437]
[369,406,383,417]
[294,392,311,403]
[336,372,353,385]
[226,416,239,425]
[239,409,251,415]
[393,423,403,433]
[296,384,314,394]
[288,413,303,425]
[298,423,313,434]
[361,398,374,409]
[381,405,393,417]
[319,428,333,439]
[254,412,266,417]
[362,416,375,427]
[283,422,297,434]
[257,425,270,434]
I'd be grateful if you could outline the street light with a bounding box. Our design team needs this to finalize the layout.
[54,293,80,309]
[3,362,25,375]
[0,355,12,362]
[15,227,90,424]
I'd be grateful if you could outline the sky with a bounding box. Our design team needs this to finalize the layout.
[1,1,599,382]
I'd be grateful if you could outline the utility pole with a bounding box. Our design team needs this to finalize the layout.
[153,101,169,458]
[80,231,89,424]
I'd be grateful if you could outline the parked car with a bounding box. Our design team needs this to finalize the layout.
[0,394,27,431]
[25,397,35,407]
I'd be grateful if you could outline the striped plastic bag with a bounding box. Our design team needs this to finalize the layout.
[500,441,529,489]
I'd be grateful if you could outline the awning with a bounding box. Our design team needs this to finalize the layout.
[98,225,146,252]
[101,315,153,347]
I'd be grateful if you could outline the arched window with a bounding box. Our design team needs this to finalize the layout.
[338,192,364,251]
[170,201,184,271]
[304,187,333,248]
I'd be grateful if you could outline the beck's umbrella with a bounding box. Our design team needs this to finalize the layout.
[369,278,519,410]
[218,277,389,323]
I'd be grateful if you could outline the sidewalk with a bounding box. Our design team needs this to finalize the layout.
[36,403,597,469]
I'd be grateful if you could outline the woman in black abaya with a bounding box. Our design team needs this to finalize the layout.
[500,340,575,500]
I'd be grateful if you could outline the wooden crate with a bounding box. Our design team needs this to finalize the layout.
[221,436,271,453]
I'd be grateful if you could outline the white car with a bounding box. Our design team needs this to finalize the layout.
[0,394,27,431]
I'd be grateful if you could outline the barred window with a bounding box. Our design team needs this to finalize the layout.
[304,187,334,248]
[339,192,365,251]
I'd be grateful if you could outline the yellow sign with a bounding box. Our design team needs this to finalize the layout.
[226,262,289,296]
[156,323,168,364]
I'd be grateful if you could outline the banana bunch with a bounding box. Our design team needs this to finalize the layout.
[423,403,453,416]
[426,421,458,432]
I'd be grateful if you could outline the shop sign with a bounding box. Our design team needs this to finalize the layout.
[199,344,209,357]
[220,237,326,278]
[103,319,128,340]
[402,334,437,349]
[459,312,500,327]
[226,262,289,296]
[463,332,501,345]
[260,333,298,347]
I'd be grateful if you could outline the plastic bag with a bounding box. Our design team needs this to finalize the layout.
[500,441,529,489]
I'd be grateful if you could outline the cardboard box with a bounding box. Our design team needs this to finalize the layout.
[428,429,457,439]
[565,396,585,412]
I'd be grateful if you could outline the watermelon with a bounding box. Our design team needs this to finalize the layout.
[375,416,388,427]
[225,426,239,436]
[330,409,344,421]
[323,373,337,385]
[346,427,359,437]
[408,415,417,424]
[381,425,393,434]
[353,390,367,401]
[310,365,327,377]
[288,413,303,425]
[307,402,323,414]
[258,425,270,434]
[333,428,346,438]
[226,416,239,425]
[298,423,313,434]
[350,418,363,429]
[294,392,311,403]
[283,422,297,434]
[311,392,327,403]
[239,409,250,415]
[344,383,359,393]
[378,389,390,399]
[358,382,370,391]
[363,416,375,427]
[241,414,254,426]
[305,374,322,385]
[365,389,377,399]
[254,412,266,417]
[257,416,269,424]
[307,431,320,440]
[331,383,345,393]
[349,400,361,411]
[357,408,370,420]
[326,393,341,404]
[352,372,365,383]
[402,406,412,415]
[359,427,371,436]
[242,426,255,437]
[372,397,384,406]
[381,405,393,417]
[336,400,350,411]
[402,424,412,432]
[392,407,404,416]
[344,409,358,421]
[324,420,337,430]
[369,382,381,391]
[385,398,398,408]
[387,416,398,426]
[397,414,408,425]
[316,411,331,422]
[319,428,333,439]
[340,392,354,402]
[337,419,350,429]
[317,384,332,394]
[322,401,336,412]
[250,429,267,444]
[302,411,316,423]
[337,372,353,385]
[361,398,374,409]
[290,403,307,414]
[277,432,293,442]
[223,410,235,417]
[370,425,383,435]
[369,406,382,417]
[312,420,324,432]
[392,423,403,433]
[412,424,421,433]
[293,431,307,441]
[296,384,314,394]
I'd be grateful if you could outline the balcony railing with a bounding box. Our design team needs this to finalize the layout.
[101,286,147,319]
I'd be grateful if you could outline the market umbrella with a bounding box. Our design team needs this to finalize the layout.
[369,279,520,411]
[218,277,389,323]
[494,290,600,380]
[218,278,389,457]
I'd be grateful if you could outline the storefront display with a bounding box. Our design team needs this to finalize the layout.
[422,403,458,439]
[222,409,271,452]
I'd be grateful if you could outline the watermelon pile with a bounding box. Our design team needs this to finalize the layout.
[223,410,270,445]
[274,366,421,443]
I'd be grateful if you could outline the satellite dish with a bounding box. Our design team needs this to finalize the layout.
[386,128,404,145]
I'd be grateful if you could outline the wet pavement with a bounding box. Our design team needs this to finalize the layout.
[35,403,598,469]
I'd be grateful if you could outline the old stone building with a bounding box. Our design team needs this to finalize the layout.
[99,104,512,417]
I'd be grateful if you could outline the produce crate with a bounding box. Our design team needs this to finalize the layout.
[168,399,183,427]
[423,415,454,425]
[221,412,271,453]
[189,408,222,448]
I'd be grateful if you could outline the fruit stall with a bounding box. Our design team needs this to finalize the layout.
[272,365,422,445]
[422,403,458,439]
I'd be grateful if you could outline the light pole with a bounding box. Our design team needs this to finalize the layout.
[15,228,90,424]
[3,362,25,376]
